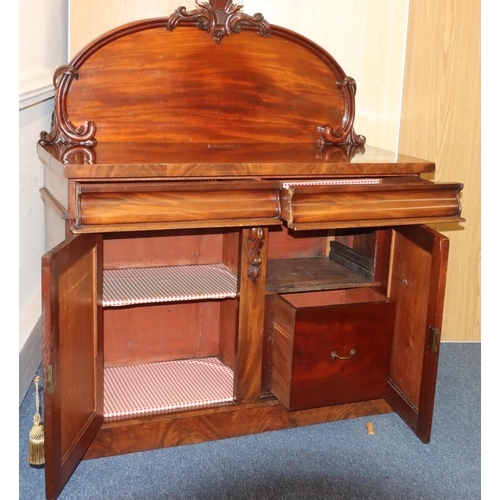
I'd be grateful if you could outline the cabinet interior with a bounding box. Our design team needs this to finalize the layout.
[101,229,239,419]
[99,226,389,420]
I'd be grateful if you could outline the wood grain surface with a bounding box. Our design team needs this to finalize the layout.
[83,397,394,460]
[398,0,480,341]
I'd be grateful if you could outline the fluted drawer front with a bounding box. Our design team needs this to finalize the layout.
[280,179,463,229]
[76,181,280,227]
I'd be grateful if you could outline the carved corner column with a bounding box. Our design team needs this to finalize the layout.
[234,227,268,403]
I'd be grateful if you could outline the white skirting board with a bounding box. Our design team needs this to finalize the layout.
[19,317,42,406]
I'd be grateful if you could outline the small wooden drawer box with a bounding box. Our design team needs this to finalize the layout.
[272,288,396,411]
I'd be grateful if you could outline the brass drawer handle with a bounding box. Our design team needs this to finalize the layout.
[330,348,356,360]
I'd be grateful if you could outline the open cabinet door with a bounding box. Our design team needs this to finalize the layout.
[386,225,449,443]
[42,234,103,499]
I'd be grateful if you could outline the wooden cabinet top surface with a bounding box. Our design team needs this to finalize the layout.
[38,142,436,179]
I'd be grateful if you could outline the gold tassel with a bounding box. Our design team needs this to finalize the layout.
[28,376,45,466]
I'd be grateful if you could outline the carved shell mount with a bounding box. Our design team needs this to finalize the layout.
[167,0,271,44]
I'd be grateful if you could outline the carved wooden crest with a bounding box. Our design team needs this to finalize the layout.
[167,0,271,44]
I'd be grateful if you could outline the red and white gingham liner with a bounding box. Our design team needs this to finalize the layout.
[281,178,381,188]
[104,357,234,419]
[103,263,238,307]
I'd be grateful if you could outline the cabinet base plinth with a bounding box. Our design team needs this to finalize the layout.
[84,397,394,460]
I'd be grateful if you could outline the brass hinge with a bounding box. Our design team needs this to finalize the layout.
[45,364,54,394]
[428,326,440,353]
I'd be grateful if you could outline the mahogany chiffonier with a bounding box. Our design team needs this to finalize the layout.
[37,1,463,498]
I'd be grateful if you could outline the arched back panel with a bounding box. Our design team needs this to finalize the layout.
[41,3,364,147]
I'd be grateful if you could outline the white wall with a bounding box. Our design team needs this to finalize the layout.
[19,0,69,96]
[19,0,69,403]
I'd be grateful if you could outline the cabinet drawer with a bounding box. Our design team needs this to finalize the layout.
[272,288,395,411]
[280,178,463,229]
[75,181,280,229]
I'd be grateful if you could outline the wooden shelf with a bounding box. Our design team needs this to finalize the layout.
[266,258,373,293]
[103,263,237,307]
[104,357,234,420]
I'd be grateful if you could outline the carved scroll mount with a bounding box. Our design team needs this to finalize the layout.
[167,0,271,44]
[53,65,79,89]
[317,127,367,147]
[317,76,366,147]
[39,65,98,147]
[247,227,264,284]
[337,76,358,96]
[39,111,98,147]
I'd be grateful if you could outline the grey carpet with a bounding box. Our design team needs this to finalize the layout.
[19,342,480,499]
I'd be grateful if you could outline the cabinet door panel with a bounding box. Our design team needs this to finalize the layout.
[42,233,103,499]
[387,225,448,442]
